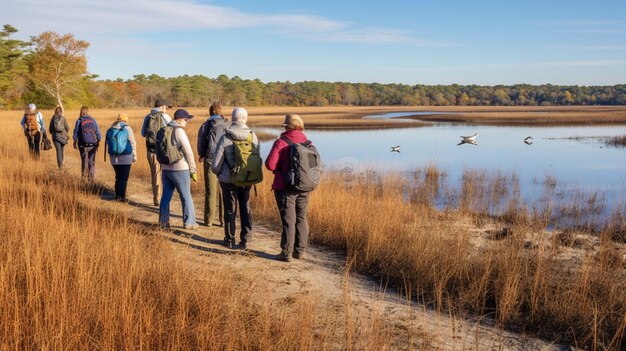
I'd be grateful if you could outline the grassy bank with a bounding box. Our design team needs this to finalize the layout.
[253,169,626,349]
[0,126,404,350]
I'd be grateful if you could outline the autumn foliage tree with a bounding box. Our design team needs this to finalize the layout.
[29,31,89,110]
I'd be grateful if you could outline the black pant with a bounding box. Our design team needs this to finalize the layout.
[274,190,310,255]
[26,133,41,159]
[53,141,65,169]
[220,182,252,244]
[113,164,131,201]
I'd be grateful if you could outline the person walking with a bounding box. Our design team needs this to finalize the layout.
[73,106,102,181]
[48,106,70,169]
[265,114,318,262]
[104,113,137,202]
[20,103,46,159]
[197,102,228,227]
[211,107,260,250]
[141,99,172,206]
[158,109,198,229]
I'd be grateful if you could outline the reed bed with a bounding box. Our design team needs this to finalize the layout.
[4,107,626,349]
[253,168,626,349]
[607,135,626,147]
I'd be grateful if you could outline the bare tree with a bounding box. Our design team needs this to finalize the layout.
[29,31,89,110]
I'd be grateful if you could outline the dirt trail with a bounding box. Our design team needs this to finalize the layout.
[52,147,566,350]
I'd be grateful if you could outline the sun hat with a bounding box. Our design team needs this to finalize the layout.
[281,114,304,129]
[117,113,129,122]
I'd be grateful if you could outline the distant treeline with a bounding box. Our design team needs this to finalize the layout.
[30,74,626,109]
[1,25,625,109]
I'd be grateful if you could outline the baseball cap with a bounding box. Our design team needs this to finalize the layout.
[173,109,193,120]
[154,99,172,108]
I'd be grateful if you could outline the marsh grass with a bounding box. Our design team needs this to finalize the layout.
[4,107,626,349]
[0,119,407,350]
[253,166,626,349]
[607,135,626,147]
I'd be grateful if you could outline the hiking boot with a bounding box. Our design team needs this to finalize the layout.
[153,199,159,206]
[160,222,171,230]
[276,251,291,262]
[240,242,248,251]
[183,223,198,230]
[292,251,304,260]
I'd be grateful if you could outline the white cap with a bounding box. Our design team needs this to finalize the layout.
[28,103,36,112]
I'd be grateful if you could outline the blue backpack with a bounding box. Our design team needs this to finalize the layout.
[105,123,132,156]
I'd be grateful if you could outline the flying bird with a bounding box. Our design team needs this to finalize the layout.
[460,133,479,142]
[458,133,479,146]
[524,136,534,145]
[457,140,478,146]
[390,145,401,153]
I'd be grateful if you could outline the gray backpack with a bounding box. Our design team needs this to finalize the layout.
[146,111,166,151]
[281,138,322,192]
[155,125,183,165]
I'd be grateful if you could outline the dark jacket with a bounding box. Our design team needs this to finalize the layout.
[49,114,70,144]
[197,115,229,161]
[265,129,308,191]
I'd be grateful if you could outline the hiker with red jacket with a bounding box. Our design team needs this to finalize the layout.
[73,106,102,181]
[20,103,46,159]
[265,114,320,262]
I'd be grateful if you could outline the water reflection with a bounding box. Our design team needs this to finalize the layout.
[257,111,626,228]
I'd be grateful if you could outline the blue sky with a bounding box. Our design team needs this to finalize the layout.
[4,0,626,85]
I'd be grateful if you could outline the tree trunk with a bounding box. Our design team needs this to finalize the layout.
[56,90,63,111]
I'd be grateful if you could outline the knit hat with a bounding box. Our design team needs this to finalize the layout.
[281,114,304,129]
[231,107,248,123]
[28,103,36,112]
[117,113,129,122]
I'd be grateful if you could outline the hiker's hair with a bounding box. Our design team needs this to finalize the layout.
[209,102,222,116]
[80,106,89,117]
[54,106,63,115]
[286,125,304,131]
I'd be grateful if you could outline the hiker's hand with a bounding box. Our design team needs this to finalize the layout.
[73,143,77,150]
[198,157,204,162]
[191,172,198,182]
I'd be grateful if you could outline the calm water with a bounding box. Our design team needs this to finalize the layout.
[257,111,626,225]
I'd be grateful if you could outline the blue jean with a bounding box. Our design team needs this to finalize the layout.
[159,170,196,227]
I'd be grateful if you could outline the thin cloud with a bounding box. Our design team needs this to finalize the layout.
[3,0,447,46]
[303,28,456,46]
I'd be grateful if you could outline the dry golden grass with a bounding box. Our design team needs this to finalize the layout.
[251,169,626,350]
[4,107,626,349]
[0,112,407,350]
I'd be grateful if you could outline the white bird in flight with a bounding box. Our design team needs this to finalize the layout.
[390,145,401,153]
[460,133,479,142]
[458,133,479,146]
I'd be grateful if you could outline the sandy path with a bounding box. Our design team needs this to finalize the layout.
[50,145,566,350]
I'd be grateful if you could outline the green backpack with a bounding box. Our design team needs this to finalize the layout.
[228,133,263,186]
[155,125,183,165]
